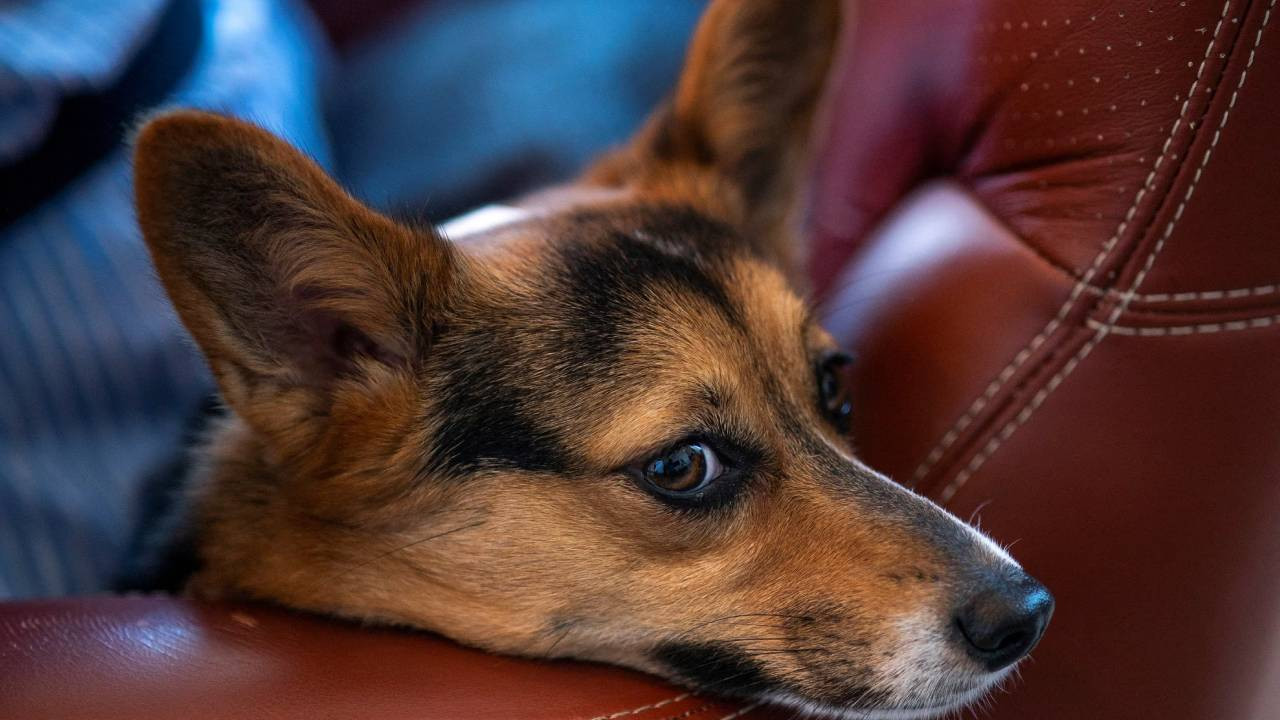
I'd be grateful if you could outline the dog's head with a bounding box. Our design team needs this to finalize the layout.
[134,0,1051,716]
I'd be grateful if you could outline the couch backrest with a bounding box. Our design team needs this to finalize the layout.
[811,1,1280,718]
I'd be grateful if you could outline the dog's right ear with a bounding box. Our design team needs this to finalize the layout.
[134,111,456,453]
[587,0,842,272]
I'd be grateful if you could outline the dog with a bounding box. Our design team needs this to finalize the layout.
[131,0,1052,716]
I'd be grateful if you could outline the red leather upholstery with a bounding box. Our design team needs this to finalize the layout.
[3,2,1277,719]
[811,1,1280,719]
[0,597,756,720]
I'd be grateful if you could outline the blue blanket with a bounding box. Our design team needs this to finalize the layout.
[0,0,331,597]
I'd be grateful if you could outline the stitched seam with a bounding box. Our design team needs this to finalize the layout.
[1086,314,1280,335]
[589,694,692,720]
[661,703,715,720]
[938,0,1272,503]
[1084,282,1280,302]
[1127,283,1278,302]
[910,0,1235,484]
[1094,300,1280,317]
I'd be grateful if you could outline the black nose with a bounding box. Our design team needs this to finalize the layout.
[955,572,1054,671]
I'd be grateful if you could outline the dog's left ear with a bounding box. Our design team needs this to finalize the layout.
[134,111,456,463]
[589,0,842,268]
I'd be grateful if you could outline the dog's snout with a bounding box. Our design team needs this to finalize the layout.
[954,571,1054,671]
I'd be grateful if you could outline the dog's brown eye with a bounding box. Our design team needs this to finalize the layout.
[644,443,723,493]
[818,353,854,433]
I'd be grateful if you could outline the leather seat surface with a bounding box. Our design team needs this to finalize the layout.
[0,596,757,720]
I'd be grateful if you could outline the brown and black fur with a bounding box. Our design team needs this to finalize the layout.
[131,1,1049,717]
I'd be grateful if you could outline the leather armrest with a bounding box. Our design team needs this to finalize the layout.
[0,596,762,720]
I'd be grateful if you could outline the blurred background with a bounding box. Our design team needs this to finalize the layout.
[0,0,705,599]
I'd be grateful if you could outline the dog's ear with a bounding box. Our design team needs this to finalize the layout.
[590,0,841,264]
[134,111,455,452]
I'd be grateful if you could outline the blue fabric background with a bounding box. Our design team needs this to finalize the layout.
[329,0,702,219]
[0,0,702,598]
[0,0,331,597]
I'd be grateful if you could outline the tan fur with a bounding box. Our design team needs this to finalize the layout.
[133,1,1042,716]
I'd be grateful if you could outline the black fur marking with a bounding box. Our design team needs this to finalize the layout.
[482,206,748,411]
[653,641,779,697]
[426,205,751,477]
[618,205,743,258]
[548,209,745,382]
[827,685,893,711]
[428,345,575,475]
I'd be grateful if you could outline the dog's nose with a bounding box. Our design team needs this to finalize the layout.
[954,571,1054,671]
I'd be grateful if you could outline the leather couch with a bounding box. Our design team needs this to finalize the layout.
[809,1,1280,719]
[3,1,1277,719]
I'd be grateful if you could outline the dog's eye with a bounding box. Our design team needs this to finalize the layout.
[817,352,854,433]
[644,443,723,494]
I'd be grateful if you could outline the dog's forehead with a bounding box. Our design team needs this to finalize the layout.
[463,200,779,339]
[549,205,747,321]
[426,202,810,476]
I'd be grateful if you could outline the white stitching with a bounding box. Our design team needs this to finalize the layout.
[1083,282,1280,302]
[910,0,1235,485]
[938,0,1272,503]
[659,702,714,720]
[589,694,693,720]
[1086,314,1280,335]
[1130,283,1279,301]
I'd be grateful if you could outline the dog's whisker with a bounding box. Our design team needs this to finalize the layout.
[544,622,575,656]
[675,612,811,638]
[332,518,488,584]
[739,647,829,657]
[966,499,995,526]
